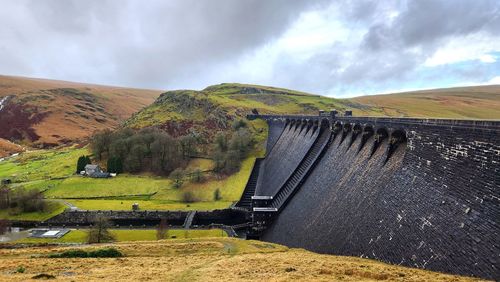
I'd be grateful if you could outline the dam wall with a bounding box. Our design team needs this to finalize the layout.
[256,120,319,196]
[251,114,499,280]
[265,118,286,154]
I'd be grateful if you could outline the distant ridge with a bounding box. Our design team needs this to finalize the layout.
[1,75,499,155]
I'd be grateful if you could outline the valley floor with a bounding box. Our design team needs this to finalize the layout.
[0,238,482,282]
[0,146,256,221]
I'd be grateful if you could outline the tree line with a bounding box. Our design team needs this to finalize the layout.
[90,119,253,176]
[90,128,193,175]
[0,185,46,214]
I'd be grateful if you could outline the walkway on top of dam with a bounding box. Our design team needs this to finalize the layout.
[247,112,500,130]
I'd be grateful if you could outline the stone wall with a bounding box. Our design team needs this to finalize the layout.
[36,209,247,228]
[256,115,499,280]
[45,210,188,226]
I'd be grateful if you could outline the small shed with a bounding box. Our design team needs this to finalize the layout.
[132,203,139,211]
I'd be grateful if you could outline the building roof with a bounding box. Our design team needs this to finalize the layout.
[85,164,99,170]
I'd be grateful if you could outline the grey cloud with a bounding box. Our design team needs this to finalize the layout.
[0,0,498,96]
[0,0,326,89]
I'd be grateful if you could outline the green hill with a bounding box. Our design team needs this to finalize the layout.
[125,83,351,141]
[125,83,500,143]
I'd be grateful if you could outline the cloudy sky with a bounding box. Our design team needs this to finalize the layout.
[0,0,499,97]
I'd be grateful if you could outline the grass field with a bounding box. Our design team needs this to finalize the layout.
[0,238,478,281]
[0,145,254,219]
[0,146,86,183]
[67,199,234,211]
[13,229,227,244]
[44,175,170,198]
[0,201,65,221]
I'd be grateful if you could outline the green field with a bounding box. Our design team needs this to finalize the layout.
[44,175,170,198]
[12,229,227,244]
[68,199,234,211]
[0,145,255,220]
[0,201,66,221]
[0,146,87,183]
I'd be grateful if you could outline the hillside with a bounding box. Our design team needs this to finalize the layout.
[125,83,500,142]
[352,85,500,119]
[0,75,162,148]
[0,138,23,158]
[1,76,499,155]
[124,83,351,142]
[0,238,478,281]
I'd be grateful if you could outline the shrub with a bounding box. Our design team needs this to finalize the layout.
[181,191,199,203]
[89,248,123,258]
[76,155,89,173]
[107,157,123,174]
[170,168,185,189]
[232,119,248,130]
[48,248,122,258]
[16,266,25,273]
[213,188,222,201]
[48,249,88,258]
[6,187,46,213]
[31,274,56,280]
[191,169,204,183]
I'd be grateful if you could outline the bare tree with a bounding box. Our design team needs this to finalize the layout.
[0,219,10,235]
[87,215,114,244]
[156,218,169,240]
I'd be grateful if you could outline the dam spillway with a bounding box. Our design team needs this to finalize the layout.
[238,113,499,280]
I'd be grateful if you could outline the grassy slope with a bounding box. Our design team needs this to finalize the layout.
[127,83,500,132]
[0,145,257,217]
[352,85,500,119]
[1,76,497,151]
[125,83,351,129]
[0,201,65,221]
[0,75,161,145]
[0,238,478,281]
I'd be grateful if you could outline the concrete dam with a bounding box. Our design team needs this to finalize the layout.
[236,112,499,280]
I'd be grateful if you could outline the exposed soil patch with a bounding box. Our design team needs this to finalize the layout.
[0,98,47,142]
[0,138,24,158]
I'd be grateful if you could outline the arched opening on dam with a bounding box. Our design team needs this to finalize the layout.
[349,123,362,148]
[386,129,407,163]
[371,127,388,156]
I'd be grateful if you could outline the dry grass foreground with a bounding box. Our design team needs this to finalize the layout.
[0,238,484,281]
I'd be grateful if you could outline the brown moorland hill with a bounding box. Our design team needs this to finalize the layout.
[0,75,162,147]
[0,138,23,158]
[352,85,500,119]
[1,75,499,154]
